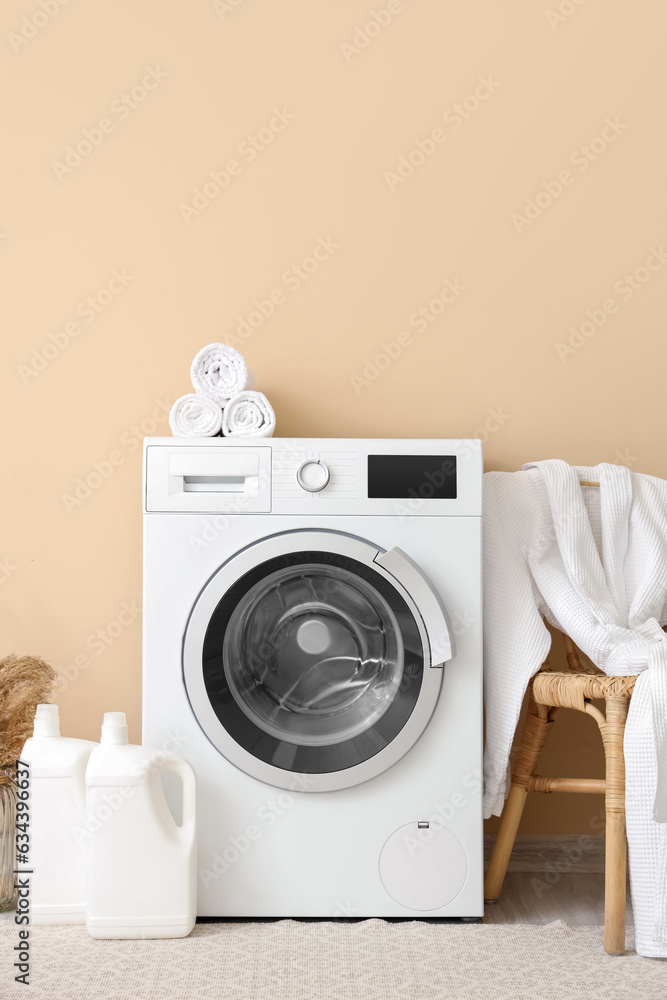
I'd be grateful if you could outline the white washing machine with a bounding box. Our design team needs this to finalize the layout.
[142,438,482,919]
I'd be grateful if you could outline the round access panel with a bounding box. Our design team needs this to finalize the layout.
[379,822,467,911]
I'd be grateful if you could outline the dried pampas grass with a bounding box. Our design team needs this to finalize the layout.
[0,653,56,784]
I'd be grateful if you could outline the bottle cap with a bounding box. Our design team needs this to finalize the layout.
[101,711,129,746]
[33,703,60,738]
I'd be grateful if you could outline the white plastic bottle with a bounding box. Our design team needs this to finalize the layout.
[85,712,196,939]
[20,704,97,924]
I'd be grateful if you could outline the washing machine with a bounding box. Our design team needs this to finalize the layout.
[142,437,483,919]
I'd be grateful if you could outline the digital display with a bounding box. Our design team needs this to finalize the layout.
[367,455,457,500]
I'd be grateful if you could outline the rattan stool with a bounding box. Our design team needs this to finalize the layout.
[484,630,636,954]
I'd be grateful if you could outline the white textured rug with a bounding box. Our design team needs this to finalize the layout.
[0,920,665,1000]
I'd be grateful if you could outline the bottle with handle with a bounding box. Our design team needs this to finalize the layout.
[85,712,196,939]
[20,704,97,924]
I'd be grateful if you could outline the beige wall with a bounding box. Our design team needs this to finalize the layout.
[2,0,665,833]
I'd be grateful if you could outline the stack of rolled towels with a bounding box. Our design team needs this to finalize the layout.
[169,344,276,439]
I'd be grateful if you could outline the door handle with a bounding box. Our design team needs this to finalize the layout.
[374,547,455,666]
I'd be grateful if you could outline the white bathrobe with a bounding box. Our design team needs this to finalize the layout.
[483,460,667,957]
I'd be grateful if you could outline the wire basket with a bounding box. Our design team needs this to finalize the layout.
[0,776,17,911]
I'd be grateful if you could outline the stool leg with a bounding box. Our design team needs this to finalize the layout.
[600,696,629,955]
[484,696,555,902]
[484,785,528,902]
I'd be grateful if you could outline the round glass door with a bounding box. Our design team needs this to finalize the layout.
[223,561,404,746]
[183,531,447,791]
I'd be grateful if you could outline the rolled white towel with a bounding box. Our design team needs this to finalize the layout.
[190,343,254,406]
[221,390,276,438]
[169,394,222,437]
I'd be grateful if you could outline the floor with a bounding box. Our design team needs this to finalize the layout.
[483,872,633,927]
[1,873,631,927]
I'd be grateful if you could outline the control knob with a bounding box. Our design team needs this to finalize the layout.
[296,460,330,493]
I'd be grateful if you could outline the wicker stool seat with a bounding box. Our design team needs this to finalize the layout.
[533,671,636,709]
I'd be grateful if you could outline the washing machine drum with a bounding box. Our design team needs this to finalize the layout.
[183,531,453,792]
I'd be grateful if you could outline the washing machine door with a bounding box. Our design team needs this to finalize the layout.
[183,529,454,792]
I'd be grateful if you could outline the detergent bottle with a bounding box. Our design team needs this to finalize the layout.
[84,712,196,938]
[20,704,97,923]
